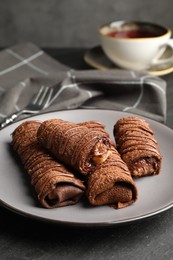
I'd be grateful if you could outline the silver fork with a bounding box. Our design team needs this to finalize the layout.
[0,85,55,129]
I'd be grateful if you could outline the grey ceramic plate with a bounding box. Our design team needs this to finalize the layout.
[0,109,173,227]
[84,46,173,76]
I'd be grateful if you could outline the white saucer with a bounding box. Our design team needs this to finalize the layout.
[84,46,173,76]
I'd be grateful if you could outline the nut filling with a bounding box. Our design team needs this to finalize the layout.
[130,157,158,177]
[92,140,111,164]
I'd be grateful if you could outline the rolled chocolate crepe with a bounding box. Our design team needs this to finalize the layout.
[79,120,108,133]
[37,119,111,175]
[11,121,85,208]
[86,145,138,209]
[114,116,162,177]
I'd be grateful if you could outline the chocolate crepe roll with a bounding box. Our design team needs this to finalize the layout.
[37,119,112,175]
[11,121,85,208]
[86,145,138,209]
[113,116,162,177]
[79,120,108,133]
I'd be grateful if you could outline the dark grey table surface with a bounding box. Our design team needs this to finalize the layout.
[1,48,173,260]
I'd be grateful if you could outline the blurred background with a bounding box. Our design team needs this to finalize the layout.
[0,0,172,48]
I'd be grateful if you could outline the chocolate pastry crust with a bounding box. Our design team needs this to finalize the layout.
[114,116,162,177]
[37,119,111,175]
[86,146,138,209]
[11,121,85,208]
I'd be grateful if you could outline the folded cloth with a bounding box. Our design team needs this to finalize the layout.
[0,42,167,124]
[37,119,112,175]
[86,145,138,209]
[11,120,85,208]
[113,116,162,178]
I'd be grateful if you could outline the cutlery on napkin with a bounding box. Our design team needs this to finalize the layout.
[0,42,167,127]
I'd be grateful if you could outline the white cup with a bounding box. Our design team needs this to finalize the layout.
[99,20,173,70]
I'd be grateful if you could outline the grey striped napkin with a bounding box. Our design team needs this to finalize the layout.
[0,42,166,124]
